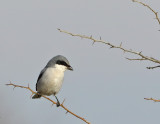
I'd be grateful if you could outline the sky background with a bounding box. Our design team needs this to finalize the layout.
[0,0,160,124]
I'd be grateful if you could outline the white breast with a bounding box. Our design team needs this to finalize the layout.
[37,65,66,96]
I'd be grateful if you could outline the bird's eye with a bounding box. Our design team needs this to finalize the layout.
[56,60,70,67]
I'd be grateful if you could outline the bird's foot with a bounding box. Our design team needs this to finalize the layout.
[56,101,60,107]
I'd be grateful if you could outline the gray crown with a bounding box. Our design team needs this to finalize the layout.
[45,55,70,68]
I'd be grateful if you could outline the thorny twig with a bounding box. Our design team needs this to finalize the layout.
[132,0,160,25]
[58,1,160,103]
[58,28,160,69]
[6,83,90,124]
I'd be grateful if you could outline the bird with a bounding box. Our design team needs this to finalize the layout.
[32,55,73,107]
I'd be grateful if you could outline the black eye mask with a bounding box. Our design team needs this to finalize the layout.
[56,60,70,67]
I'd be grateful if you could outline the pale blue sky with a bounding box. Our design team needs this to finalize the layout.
[0,0,160,124]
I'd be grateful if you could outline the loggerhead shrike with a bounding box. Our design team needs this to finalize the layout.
[32,55,73,107]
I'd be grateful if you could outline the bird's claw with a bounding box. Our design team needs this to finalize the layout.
[56,101,60,107]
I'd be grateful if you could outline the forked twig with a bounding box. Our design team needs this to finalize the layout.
[6,83,90,124]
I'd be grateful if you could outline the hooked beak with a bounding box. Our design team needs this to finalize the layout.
[67,66,73,71]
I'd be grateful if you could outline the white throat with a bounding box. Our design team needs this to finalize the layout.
[54,64,67,72]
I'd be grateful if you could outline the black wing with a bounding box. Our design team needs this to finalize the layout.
[36,68,46,91]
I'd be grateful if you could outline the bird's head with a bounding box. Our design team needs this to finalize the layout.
[46,55,73,72]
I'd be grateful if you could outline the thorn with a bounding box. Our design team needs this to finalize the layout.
[110,46,114,49]
[62,99,65,105]
[30,93,34,99]
[28,83,29,88]
[66,111,69,114]
[120,42,122,47]
[92,40,95,45]
[51,103,55,107]
[13,86,16,90]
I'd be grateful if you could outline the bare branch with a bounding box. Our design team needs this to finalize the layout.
[144,98,160,102]
[146,65,160,69]
[6,83,90,124]
[126,58,147,61]
[58,29,160,68]
[132,0,160,25]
